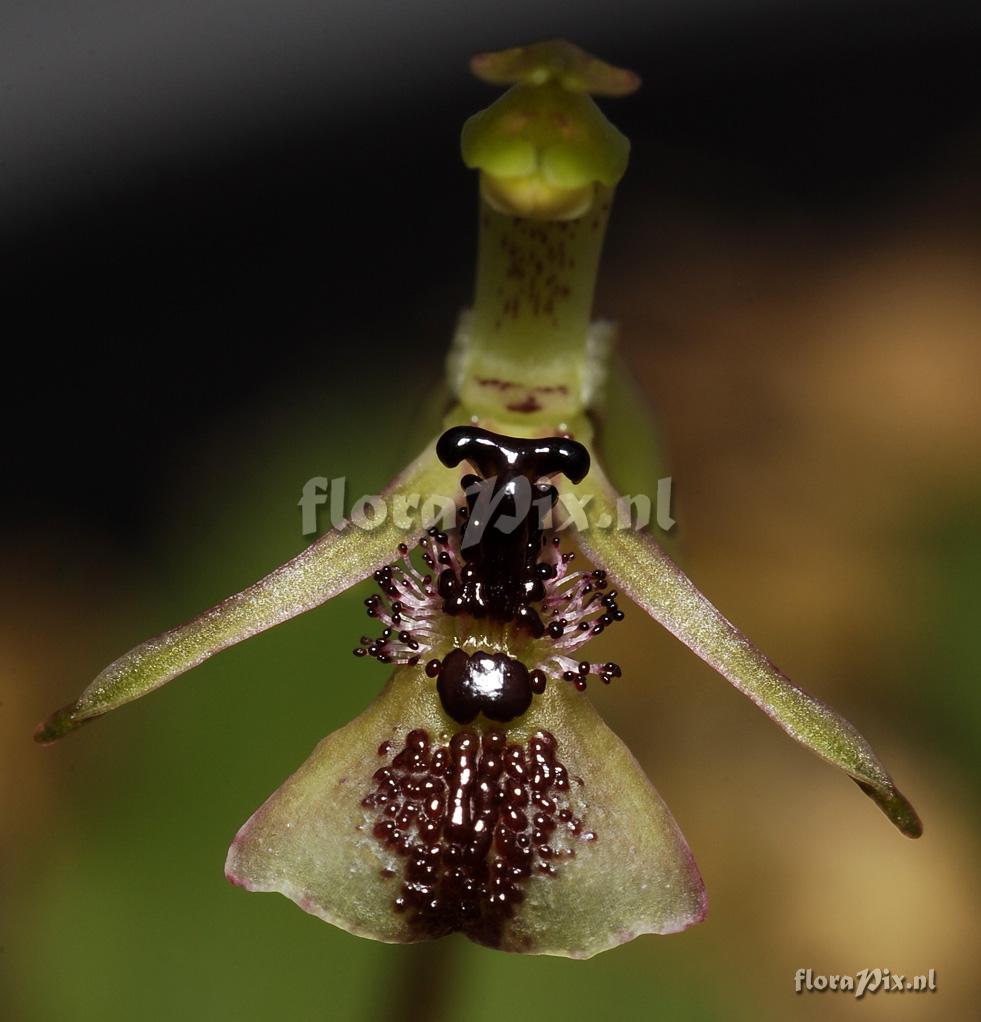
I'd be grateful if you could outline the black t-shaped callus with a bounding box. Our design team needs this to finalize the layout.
[435,426,590,630]
[436,426,590,487]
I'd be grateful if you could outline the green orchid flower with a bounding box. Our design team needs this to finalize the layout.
[35,40,921,960]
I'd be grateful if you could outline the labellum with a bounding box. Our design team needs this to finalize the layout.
[35,39,921,960]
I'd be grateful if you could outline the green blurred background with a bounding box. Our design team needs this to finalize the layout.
[4,2,980,1019]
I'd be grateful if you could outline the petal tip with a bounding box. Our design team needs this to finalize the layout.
[855,779,923,839]
[224,832,259,890]
[688,885,710,929]
[33,703,89,745]
[224,867,250,890]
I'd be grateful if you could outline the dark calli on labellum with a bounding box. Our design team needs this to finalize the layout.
[34,40,920,960]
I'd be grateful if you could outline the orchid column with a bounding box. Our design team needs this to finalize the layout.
[452,43,637,424]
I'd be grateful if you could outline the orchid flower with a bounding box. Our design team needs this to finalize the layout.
[35,39,921,960]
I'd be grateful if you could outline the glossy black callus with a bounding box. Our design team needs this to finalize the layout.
[436,426,590,632]
[436,649,534,724]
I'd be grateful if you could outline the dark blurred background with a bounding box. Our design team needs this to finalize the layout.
[3,2,980,1020]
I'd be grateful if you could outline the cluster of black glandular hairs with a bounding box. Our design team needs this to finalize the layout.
[353,552,429,666]
[540,535,625,689]
[362,728,595,946]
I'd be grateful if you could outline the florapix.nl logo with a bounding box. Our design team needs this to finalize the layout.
[297,475,677,538]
